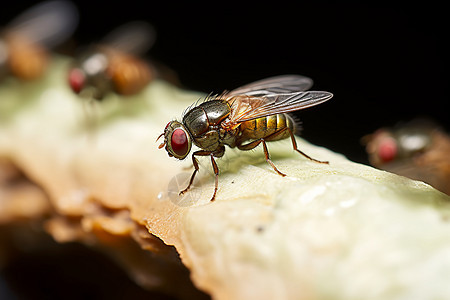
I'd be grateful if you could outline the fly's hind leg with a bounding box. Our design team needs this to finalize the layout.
[264,127,329,164]
[284,127,329,164]
[236,127,328,177]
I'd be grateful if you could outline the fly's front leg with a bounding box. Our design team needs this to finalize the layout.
[179,150,222,202]
[179,150,212,196]
[237,138,287,177]
[209,155,220,201]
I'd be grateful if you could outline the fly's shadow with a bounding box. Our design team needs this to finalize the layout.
[167,172,203,207]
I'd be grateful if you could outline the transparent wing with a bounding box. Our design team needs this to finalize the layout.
[228,75,314,97]
[227,90,333,124]
[100,21,156,55]
[8,1,79,48]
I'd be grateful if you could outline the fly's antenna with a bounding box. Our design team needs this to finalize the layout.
[156,132,164,143]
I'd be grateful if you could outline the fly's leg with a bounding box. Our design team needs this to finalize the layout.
[237,138,287,177]
[209,155,220,201]
[237,127,328,177]
[179,149,221,202]
[179,150,210,196]
[285,127,329,164]
[261,127,328,164]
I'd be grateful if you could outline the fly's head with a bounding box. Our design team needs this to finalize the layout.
[158,121,192,160]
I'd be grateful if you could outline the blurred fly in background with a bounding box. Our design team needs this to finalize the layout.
[363,119,450,195]
[67,21,159,100]
[0,1,78,81]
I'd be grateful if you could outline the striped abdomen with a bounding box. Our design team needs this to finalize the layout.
[238,113,296,142]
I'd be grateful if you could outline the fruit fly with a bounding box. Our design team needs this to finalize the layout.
[158,75,333,201]
[363,119,450,195]
[0,1,78,81]
[68,21,156,100]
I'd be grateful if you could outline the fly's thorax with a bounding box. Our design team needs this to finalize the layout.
[191,130,221,151]
[182,100,231,137]
[238,113,294,141]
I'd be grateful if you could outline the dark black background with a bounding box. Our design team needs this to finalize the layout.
[2,1,449,163]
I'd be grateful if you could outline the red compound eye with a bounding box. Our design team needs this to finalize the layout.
[68,68,85,94]
[171,128,189,158]
[378,137,397,163]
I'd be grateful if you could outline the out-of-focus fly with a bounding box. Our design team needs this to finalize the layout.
[363,119,450,195]
[68,21,156,100]
[0,1,78,81]
[158,75,333,201]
